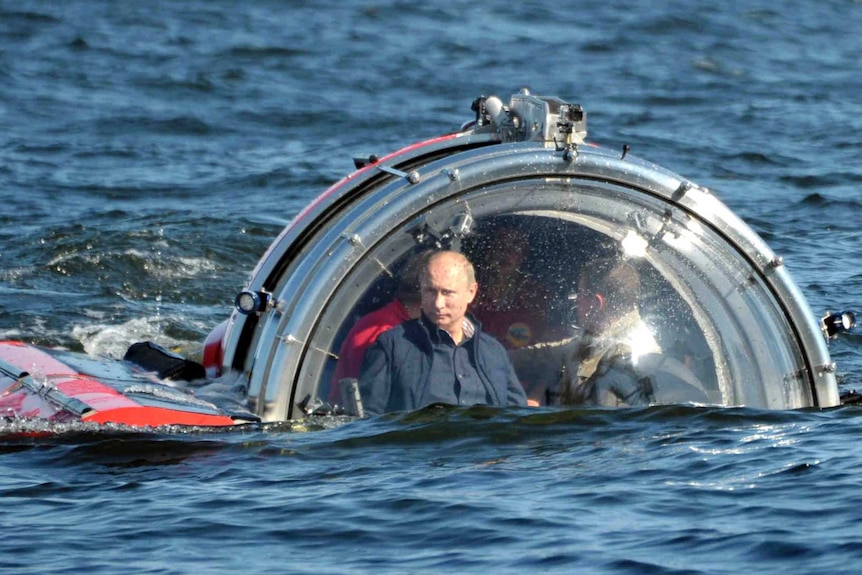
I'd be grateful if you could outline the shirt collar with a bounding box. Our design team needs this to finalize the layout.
[461,316,476,339]
[420,313,476,344]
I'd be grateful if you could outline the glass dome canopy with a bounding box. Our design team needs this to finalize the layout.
[215,92,838,421]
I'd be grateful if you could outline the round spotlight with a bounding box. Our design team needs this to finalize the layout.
[821,310,856,339]
[235,290,265,314]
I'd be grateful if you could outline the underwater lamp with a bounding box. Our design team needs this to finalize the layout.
[235,290,271,315]
[820,310,856,339]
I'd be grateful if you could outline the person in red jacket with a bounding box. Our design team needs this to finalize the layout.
[327,252,429,405]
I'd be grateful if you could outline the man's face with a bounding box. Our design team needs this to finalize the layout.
[421,254,478,335]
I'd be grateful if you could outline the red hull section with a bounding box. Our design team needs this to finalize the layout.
[0,341,236,428]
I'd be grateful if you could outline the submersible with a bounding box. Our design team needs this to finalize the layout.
[1,89,850,429]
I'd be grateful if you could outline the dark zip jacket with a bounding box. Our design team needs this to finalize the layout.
[358,313,527,415]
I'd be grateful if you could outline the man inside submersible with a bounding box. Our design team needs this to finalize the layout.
[563,259,660,405]
[509,257,709,407]
[357,250,528,415]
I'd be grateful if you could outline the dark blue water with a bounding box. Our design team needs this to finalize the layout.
[3,1,862,573]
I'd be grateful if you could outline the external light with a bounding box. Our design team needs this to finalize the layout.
[820,310,856,339]
[235,290,271,314]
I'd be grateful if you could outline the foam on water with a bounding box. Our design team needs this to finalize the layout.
[70,316,182,358]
